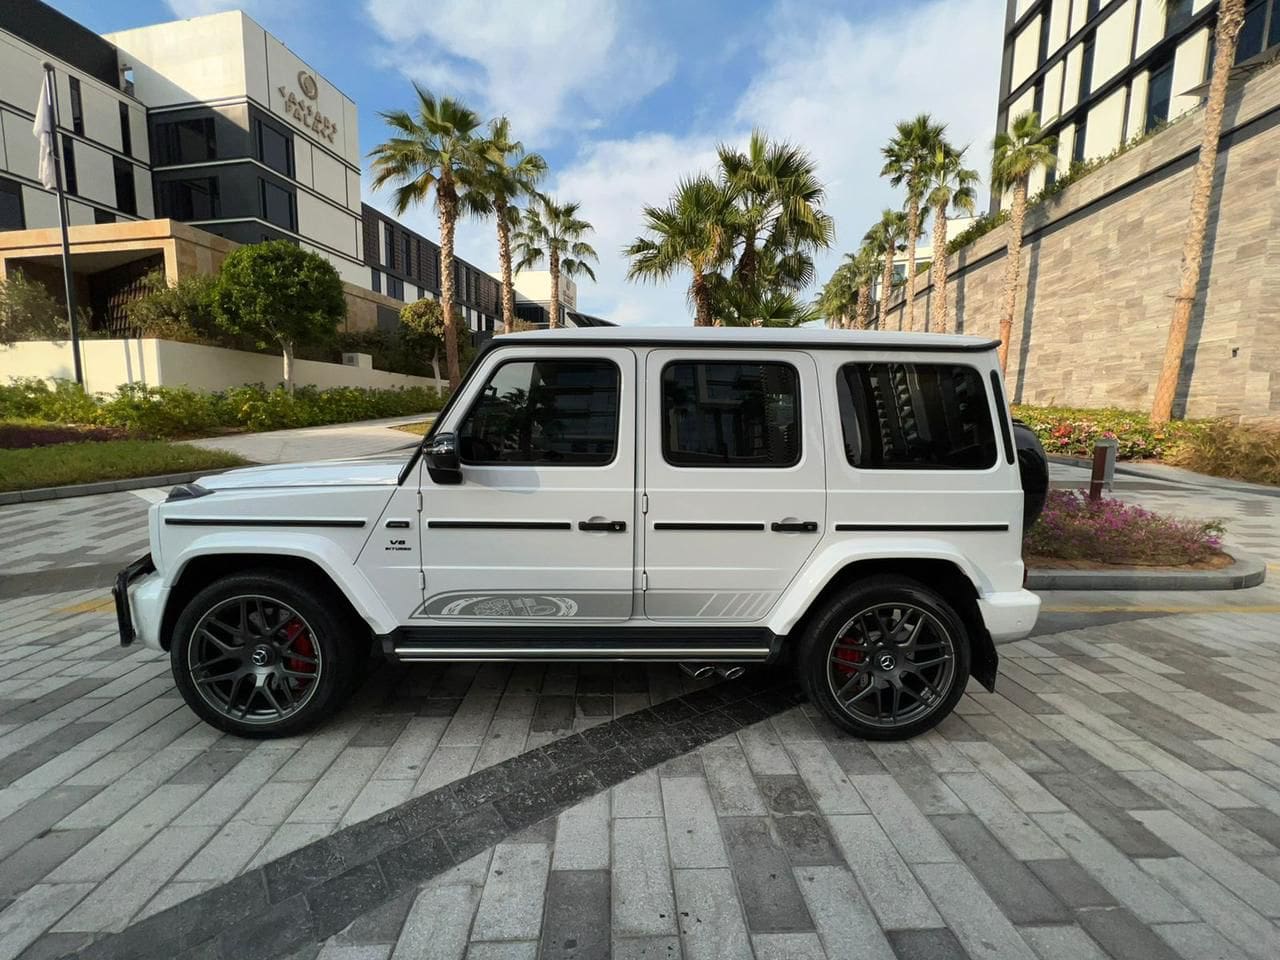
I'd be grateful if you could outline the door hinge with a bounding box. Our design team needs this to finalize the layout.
[416,490,423,512]
[641,570,648,591]
[641,493,649,514]
[419,570,426,592]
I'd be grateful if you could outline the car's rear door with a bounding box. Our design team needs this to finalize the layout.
[418,346,638,622]
[641,349,826,621]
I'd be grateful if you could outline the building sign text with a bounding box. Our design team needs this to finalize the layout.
[277,71,337,143]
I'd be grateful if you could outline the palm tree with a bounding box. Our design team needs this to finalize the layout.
[1152,0,1246,423]
[625,175,733,327]
[881,114,947,331]
[369,84,486,388]
[851,245,880,330]
[480,117,546,335]
[717,131,835,291]
[716,285,819,328]
[864,209,907,328]
[513,195,598,328]
[818,260,859,329]
[923,140,979,333]
[990,110,1057,373]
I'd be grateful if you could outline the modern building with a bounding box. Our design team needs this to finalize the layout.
[993,0,1280,207]
[0,0,537,341]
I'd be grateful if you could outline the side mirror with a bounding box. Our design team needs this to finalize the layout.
[425,432,463,485]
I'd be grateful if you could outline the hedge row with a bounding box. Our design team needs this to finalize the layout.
[0,378,447,438]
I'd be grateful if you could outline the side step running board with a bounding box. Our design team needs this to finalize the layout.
[383,626,780,663]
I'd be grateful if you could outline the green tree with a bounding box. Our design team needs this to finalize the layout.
[124,271,223,343]
[717,130,834,291]
[478,118,546,335]
[818,259,858,329]
[625,175,733,327]
[881,114,947,331]
[864,209,908,328]
[922,140,979,333]
[991,110,1057,372]
[369,85,487,388]
[513,195,598,328]
[1152,0,1246,423]
[213,241,346,394]
[0,272,83,345]
[400,297,447,383]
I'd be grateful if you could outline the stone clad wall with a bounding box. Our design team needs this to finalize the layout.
[882,60,1280,420]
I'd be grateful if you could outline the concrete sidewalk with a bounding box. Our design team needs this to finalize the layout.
[186,414,434,465]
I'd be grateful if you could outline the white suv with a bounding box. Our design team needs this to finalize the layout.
[114,328,1044,741]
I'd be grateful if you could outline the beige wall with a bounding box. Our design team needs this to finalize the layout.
[1,339,445,395]
[880,61,1280,421]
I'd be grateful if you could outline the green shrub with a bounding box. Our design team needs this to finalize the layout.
[1166,420,1280,487]
[0,377,448,438]
[124,272,230,345]
[1010,403,1206,461]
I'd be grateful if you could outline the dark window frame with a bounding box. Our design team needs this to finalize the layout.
[457,356,623,468]
[157,176,220,220]
[112,157,136,216]
[1145,56,1174,133]
[0,177,25,230]
[386,276,404,301]
[258,178,296,231]
[1072,118,1088,163]
[385,226,395,270]
[61,135,77,195]
[118,102,132,157]
[153,116,216,166]
[1079,33,1096,101]
[254,117,294,178]
[68,77,84,135]
[836,361,999,472]
[660,359,803,470]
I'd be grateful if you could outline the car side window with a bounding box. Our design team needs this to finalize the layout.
[458,358,619,466]
[661,361,800,467]
[837,361,997,470]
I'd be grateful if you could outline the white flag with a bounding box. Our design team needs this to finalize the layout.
[32,74,57,191]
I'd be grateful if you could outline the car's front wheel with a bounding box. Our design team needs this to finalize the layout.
[170,569,362,737]
[797,575,970,741]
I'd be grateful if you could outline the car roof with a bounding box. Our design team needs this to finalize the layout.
[494,326,998,352]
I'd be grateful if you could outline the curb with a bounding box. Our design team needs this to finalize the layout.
[0,467,240,506]
[1027,551,1267,591]
[1047,455,1280,498]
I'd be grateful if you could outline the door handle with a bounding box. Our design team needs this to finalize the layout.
[579,520,627,532]
[771,520,818,533]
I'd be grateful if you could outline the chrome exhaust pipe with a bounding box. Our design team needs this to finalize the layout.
[716,666,746,681]
[680,663,717,680]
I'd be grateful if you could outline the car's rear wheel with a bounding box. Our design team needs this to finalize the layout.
[171,570,361,737]
[797,575,970,741]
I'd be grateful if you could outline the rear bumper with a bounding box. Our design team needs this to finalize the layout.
[977,589,1041,643]
[112,554,166,650]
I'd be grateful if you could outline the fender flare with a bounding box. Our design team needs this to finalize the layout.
[767,537,989,637]
[161,532,401,636]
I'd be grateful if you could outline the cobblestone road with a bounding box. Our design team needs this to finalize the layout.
[0,478,1278,959]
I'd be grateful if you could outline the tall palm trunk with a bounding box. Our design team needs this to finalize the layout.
[930,199,949,333]
[735,230,758,289]
[904,193,920,331]
[691,271,713,327]
[1152,0,1246,424]
[879,249,896,330]
[548,250,561,329]
[437,193,462,389]
[495,199,516,335]
[282,340,296,396]
[997,178,1028,374]
[855,283,871,330]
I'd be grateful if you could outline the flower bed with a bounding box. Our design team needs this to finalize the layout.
[1024,489,1225,567]
[1010,404,1207,461]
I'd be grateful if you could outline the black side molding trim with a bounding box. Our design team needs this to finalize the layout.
[427,520,572,530]
[164,517,366,528]
[834,523,1010,532]
[653,522,765,531]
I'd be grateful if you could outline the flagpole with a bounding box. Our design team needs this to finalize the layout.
[41,62,84,388]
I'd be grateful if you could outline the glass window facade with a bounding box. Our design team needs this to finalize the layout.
[118,102,132,157]
[69,77,84,135]
[1145,58,1174,133]
[154,117,216,166]
[0,178,24,230]
[254,119,293,177]
[259,179,296,231]
[113,158,136,216]
[157,178,220,219]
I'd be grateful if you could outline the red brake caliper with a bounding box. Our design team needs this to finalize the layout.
[832,636,864,677]
[283,620,316,681]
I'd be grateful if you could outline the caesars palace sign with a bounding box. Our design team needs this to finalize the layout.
[277,70,338,144]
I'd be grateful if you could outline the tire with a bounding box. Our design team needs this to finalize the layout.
[796,575,970,741]
[170,568,363,738]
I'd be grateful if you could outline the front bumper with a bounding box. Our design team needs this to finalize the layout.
[977,588,1041,643]
[112,554,165,649]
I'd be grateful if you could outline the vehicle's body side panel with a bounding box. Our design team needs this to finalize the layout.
[641,348,827,621]
[413,345,639,624]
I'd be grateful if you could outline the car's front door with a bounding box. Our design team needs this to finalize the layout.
[642,350,826,621]
[417,346,637,623]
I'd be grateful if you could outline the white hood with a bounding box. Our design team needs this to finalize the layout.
[198,456,407,491]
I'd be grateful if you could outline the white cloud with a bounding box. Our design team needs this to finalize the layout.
[362,0,673,140]
[547,0,1004,326]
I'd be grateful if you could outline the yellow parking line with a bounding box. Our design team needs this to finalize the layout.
[53,596,115,614]
[1041,603,1280,614]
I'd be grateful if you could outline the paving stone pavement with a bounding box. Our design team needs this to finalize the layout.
[1,470,1279,959]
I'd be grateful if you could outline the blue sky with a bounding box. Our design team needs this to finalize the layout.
[47,0,1006,324]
